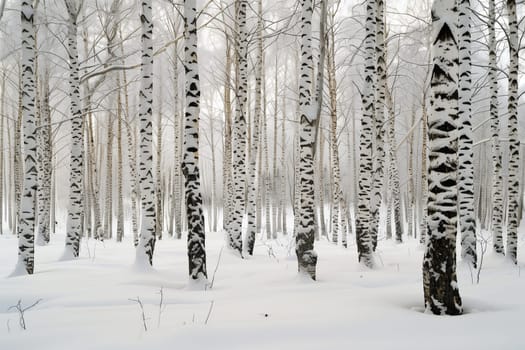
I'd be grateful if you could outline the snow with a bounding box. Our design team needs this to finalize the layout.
[0,231,524,349]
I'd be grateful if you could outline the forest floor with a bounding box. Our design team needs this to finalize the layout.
[0,227,524,349]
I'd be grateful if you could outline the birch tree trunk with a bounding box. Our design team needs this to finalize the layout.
[155,87,163,240]
[172,39,183,240]
[63,0,84,259]
[505,0,520,264]
[295,0,318,280]
[119,41,138,244]
[327,27,342,246]
[37,71,52,245]
[103,114,113,240]
[272,57,279,235]
[15,0,37,274]
[457,0,477,267]
[210,105,218,233]
[370,0,385,250]
[245,0,263,255]
[407,107,416,238]
[422,0,462,315]
[318,125,326,238]
[222,35,233,236]
[0,70,4,236]
[488,0,504,254]
[420,94,428,245]
[183,0,207,281]
[116,73,124,243]
[281,87,287,236]
[385,89,403,243]
[136,0,156,266]
[228,0,248,255]
[356,0,376,268]
[14,72,22,239]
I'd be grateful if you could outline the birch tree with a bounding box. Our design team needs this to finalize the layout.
[356,0,376,268]
[62,0,84,258]
[295,0,318,280]
[370,0,386,250]
[183,0,207,281]
[422,0,462,315]
[505,0,520,264]
[222,34,233,237]
[457,0,476,267]
[15,0,37,274]
[136,0,156,266]
[116,72,124,242]
[228,0,248,255]
[327,21,343,246]
[420,91,429,245]
[245,0,263,255]
[488,0,504,254]
[0,70,4,237]
[36,71,52,245]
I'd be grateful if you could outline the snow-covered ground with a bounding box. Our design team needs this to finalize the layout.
[0,230,523,350]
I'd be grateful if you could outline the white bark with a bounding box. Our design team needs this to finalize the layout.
[228,0,248,255]
[457,0,477,267]
[422,0,462,315]
[15,0,37,274]
[356,0,375,268]
[136,0,156,266]
[505,0,520,264]
[62,0,84,258]
[183,0,207,280]
[295,0,318,280]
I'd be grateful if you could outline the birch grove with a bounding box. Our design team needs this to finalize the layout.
[0,0,522,318]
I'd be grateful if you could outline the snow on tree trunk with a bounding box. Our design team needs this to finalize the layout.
[295,0,318,280]
[505,0,520,264]
[488,0,504,255]
[136,0,156,266]
[355,0,376,268]
[15,0,37,274]
[183,0,207,281]
[457,0,477,268]
[63,0,84,259]
[420,95,429,245]
[245,0,263,255]
[228,0,248,255]
[422,0,462,315]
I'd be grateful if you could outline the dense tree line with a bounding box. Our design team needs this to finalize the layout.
[0,0,522,315]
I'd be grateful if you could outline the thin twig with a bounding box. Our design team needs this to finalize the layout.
[206,247,224,290]
[204,301,215,325]
[129,297,148,331]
